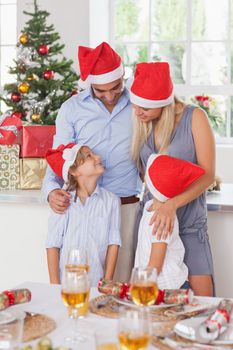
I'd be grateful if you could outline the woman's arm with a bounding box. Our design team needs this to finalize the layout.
[150,108,215,239]
[47,248,60,284]
[104,245,119,280]
[148,242,167,274]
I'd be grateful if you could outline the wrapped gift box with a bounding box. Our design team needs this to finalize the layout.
[21,125,55,158]
[19,158,47,189]
[0,145,20,190]
[0,114,22,145]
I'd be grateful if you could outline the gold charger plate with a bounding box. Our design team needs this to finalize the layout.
[23,312,56,342]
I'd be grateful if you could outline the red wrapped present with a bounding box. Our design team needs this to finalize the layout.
[21,124,55,158]
[0,289,31,310]
[0,114,22,145]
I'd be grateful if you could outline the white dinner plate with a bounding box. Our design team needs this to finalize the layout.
[112,296,177,309]
[0,311,16,325]
[175,316,233,345]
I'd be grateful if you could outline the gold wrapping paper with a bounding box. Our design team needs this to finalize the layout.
[0,145,20,190]
[20,158,47,189]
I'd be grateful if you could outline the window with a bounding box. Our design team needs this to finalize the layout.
[0,0,17,111]
[111,0,233,142]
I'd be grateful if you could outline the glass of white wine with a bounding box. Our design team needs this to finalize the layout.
[118,308,151,350]
[66,248,90,317]
[66,248,90,273]
[61,267,90,345]
[130,267,158,306]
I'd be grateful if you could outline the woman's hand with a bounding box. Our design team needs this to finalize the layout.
[148,198,177,240]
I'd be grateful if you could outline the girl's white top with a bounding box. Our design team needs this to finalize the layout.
[134,200,188,289]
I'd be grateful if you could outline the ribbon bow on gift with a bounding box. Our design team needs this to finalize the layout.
[0,113,22,145]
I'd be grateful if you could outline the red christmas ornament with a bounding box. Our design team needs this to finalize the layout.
[42,70,54,80]
[11,92,21,103]
[71,90,78,96]
[11,112,22,119]
[37,44,49,55]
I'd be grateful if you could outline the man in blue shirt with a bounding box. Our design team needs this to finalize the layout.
[42,42,141,282]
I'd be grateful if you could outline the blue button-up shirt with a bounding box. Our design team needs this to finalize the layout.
[45,186,122,286]
[42,87,141,198]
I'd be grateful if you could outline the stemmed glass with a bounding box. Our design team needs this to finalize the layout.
[66,248,90,273]
[66,248,90,317]
[130,267,158,306]
[118,307,151,350]
[61,267,90,345]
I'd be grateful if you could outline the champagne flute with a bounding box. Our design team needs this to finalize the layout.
[118,307,151,350]
[130,267,158,306]
[66,248,90,317]
[66,247,90,272]
[61,267,90,344]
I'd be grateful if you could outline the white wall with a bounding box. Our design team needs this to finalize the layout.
[216,145,233,183]
[17,0,90,72]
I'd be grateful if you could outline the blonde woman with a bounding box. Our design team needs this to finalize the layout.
[130,62,215,296]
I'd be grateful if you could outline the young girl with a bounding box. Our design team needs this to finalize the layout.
[135,153,205,290]
[45,143,121,286]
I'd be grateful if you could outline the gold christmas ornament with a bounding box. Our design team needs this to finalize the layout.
[18,82,30,94]
[31,113,41,122]
[19,33,29,45]
[27,73,38,81]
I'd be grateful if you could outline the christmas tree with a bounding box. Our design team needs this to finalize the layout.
[0,0,78,125]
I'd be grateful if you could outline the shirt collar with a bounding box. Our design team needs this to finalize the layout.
[70,184,101,202]
[78,87,92,102]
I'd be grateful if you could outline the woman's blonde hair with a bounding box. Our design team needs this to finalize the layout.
[131,96,186,170]
[65,146,87,193]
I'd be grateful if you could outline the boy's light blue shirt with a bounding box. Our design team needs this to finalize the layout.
[45,186,122,286]
[42,87,141,198]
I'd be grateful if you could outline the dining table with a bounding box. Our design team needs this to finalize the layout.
[11,281,232,349]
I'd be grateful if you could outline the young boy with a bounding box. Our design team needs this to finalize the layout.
[135,154,205,289]
[45,143,121,286]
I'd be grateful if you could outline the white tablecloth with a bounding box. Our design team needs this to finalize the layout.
[12,282,223,349]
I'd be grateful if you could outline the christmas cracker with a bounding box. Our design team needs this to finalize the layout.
[196,299,233,342]
[98,278,193,305]
[0,289,31,310]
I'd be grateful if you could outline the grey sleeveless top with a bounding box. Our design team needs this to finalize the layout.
[140,105,207,233]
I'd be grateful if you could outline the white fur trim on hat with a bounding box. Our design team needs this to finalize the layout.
[62,144,83,182]
[145,154,169,203]
[129,89,174,108]
[78,77,90,90]
[89,63,124,84]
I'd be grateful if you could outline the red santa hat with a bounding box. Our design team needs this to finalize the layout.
[145,154,205,202]
[130,62,174,108]
[46,143,84,182]
[78,42,124,88]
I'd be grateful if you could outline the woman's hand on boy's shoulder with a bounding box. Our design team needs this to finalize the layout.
[48,189,71,214]
[147,198,176,240]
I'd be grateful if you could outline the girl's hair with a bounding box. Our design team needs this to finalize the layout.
[65,146,87,193]
[131,96,186,170]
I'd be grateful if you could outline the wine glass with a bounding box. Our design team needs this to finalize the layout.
[66,247,90,273]
[118,307,151,350]
[130,267,158,306]
[66,248,90,317]
[61,267,90,345]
